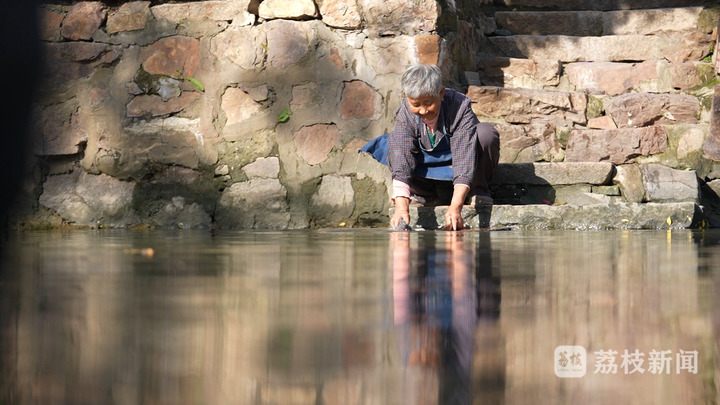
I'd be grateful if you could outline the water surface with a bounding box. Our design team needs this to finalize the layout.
[1,229,719,404]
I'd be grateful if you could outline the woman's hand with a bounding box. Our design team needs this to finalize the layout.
[444,205,465,230]
[444,184,470,230]
[391,197,411,228]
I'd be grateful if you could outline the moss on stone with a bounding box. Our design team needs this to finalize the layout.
[698,6,720,34]
[300,177,321,206]
[586,95,604,120]
[686,76,718,114]
[697,63,716,84]
[555,126,573,148]
[214,131,277,183]
[639,124,714,179]
[350,176,389,227]
[133,68,159,94]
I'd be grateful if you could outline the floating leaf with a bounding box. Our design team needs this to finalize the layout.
[278,108,293,123]
[186,77,205,92]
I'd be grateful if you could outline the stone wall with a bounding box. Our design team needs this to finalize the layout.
[16,0,480,229]
[12,0,720,229]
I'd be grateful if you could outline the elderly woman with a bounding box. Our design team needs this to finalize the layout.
[361,64,499,230]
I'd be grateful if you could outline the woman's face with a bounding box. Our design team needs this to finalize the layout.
[407,88,444,121]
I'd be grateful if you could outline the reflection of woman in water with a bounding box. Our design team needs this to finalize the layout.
[392,232,499,405]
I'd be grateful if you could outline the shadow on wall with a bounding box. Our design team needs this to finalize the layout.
[0,4,40,405]
[489,163,556,205]
[21,5,399,230]
[0,1,40,232]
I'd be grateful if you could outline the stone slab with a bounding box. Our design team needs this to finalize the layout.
[603,7,703,35]
[494,11,603,36]
[399,202,702,230]
[151,1,252,22]
[613,164,645,203]
[477,57,561,89]
[494,122,564,163]
[640,164,700,203]
[491,162,614,185]
[564,61,697,96]
[495,0,705,11]
[258,0,318,20]
[487,34,710,63]
[494,8,702,36]
[216,179,291,229]
[565,127,668,164]
[604,93,699,128]
[467,86,587,126]
[359,0,438,35]
[491,184,618,205]
[39,169,138,227]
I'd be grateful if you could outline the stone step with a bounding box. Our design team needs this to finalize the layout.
[466,85,588,126]
[564,127,669,164]
[467,85,701,128]
[475,57,562,89]
[486,33,711,63]
[494,0,710,11]
[475,57,712,94]
[563,60,713,95]
[491,162,615,185]
[488,162,619,206]
[400,202,702,230]
[492,122,566,163]
[391,163,705,229]
[486,162,700,205]
[600,93,701,127]
[494,7,703,36]
[493,120,709,175]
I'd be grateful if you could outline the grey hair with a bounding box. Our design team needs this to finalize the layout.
[401,65,443,99]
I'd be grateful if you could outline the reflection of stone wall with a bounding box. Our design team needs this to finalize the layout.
[6,230,395,405]
[18,0,476,229]
[5,229,719,403]
[490,231,716,404]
